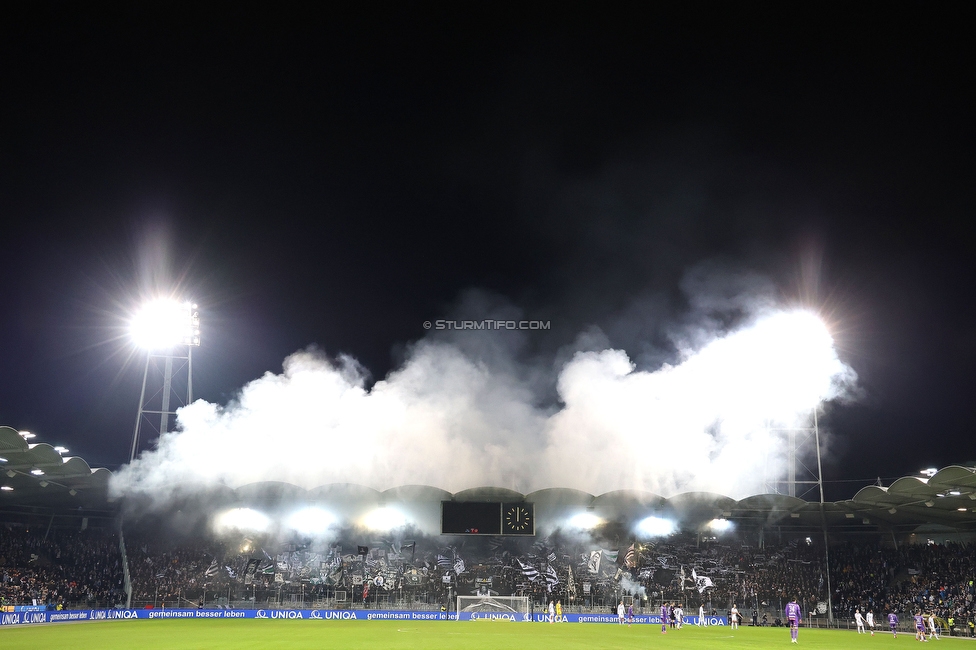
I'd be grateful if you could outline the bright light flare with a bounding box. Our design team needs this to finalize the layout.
[360,507,407,531]
[19,431,35,439]
[130,299,201,350]
[636,516,675,537]
[285,507,337,535]
[214,508,271,533]
[568,512,603,530]
[707,518,733,533]
[679,310,844,422]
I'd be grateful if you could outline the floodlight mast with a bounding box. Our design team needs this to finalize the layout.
[129,300,200,462]
[761,406,835,624]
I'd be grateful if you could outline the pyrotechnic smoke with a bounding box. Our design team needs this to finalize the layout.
[112,293,857,502]
[619,573,647,600]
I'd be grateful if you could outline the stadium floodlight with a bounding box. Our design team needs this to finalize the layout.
[0,457,6,463]
[30,468,44,476]
[949,491,961,496]
[0,486,12,491]
[707,518,733,533]
[214,508,271,533]
[285,507,337,535]
[568,512,603,530]
[130,299,201,350]
[53,446,69,454]
[636,515,675,537]
[920,468,938,477]
[958,508,968,512]
[18,431,35,439]
[360,507,407,531]
[129,298,200,461]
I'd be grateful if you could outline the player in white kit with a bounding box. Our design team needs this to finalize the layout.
[855,609,866,633]
[699,604,706,626]
[866,610,876,636]
[731,604,740,630]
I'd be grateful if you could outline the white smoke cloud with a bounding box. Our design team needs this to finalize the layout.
[619,573,647,599]
[112,305,856,501]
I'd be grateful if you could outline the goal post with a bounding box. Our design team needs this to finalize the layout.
[456,595,530,619]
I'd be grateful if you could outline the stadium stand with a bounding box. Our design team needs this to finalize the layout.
[1,425,975,634]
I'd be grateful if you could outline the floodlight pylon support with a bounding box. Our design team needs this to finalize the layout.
[763,407,834,623]
[763,409,823,500]
[129,345,194,462]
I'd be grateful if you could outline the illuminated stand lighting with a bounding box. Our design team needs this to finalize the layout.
[129,299,200,461]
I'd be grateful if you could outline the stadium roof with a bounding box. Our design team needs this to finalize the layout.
[203,471,976,536]
[0,425,111,508]
[1,427,974,535]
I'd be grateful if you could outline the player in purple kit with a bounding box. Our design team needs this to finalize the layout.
[661,602,669,633]
[888,611,899,637]
[785,597,801,644]
[914,610,927,641]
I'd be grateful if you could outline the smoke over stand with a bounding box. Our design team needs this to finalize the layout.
[113,297,856,505]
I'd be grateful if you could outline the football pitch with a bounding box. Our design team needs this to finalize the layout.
[1,620,969,650]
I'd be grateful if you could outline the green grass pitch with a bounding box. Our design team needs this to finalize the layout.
[0,620,967,649]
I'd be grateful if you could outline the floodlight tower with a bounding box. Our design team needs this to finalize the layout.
[763,408,824,501]
[763,406,834,624]
[129,299,201,461]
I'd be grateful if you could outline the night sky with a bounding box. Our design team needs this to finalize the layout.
[2,4,974,500]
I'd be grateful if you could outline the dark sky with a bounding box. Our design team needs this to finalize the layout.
[2,4,974,500]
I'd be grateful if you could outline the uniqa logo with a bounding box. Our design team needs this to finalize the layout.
[107,610,137,619]
[270,610,304,619]
[310,611,323,619]
[321,611,357,620]
[256,610,269,619]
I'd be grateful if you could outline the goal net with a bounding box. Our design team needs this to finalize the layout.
[457,595,530,618]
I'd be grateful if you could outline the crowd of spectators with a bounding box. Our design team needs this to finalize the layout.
[1,520,975,633]
[125,535,232,607]
[830,541,976,627]
[0,525,125,609]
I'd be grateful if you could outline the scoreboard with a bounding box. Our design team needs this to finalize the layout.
[441,501,535,536]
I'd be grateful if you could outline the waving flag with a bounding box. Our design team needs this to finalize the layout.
[517,558,540,582]
[586,550,601,574]
[691,569,713,593]
[624,544,637,568]
[544,565,559,591]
